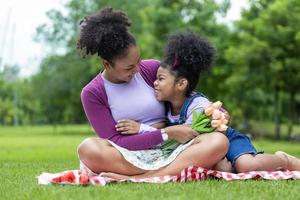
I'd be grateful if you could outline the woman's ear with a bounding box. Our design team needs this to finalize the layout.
[176,78,188,92]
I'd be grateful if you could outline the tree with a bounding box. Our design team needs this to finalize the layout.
[225,0,300,139]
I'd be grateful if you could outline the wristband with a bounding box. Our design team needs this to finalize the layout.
[161,129,168,141]
[139,123,157,133]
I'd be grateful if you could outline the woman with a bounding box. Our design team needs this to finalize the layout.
[77,7,228,178]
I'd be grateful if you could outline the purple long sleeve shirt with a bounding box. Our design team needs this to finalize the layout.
[81,59,164,150]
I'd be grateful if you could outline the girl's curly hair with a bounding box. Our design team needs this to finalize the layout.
[161,31,216,96]
[77,7,136,62]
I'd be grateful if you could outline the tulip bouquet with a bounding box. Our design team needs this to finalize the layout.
[161,101,228,154]
[192,101,228,133]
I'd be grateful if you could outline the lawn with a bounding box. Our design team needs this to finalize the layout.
[1,125,300,200]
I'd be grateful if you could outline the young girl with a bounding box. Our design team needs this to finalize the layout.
[116,31,300,173]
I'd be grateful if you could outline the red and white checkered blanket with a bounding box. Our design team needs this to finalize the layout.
[38,166,300,186]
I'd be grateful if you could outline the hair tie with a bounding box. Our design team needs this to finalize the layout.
[172,59,180,69]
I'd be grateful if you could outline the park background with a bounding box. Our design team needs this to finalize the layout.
[0,0,300,199]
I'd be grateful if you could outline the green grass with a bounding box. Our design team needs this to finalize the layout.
[249,120,300,139]
[1,125,300,200]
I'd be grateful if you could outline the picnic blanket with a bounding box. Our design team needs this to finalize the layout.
[37,166,300,186]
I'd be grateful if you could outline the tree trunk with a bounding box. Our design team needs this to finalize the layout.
[287,91,295,139]
[274,87,281,140]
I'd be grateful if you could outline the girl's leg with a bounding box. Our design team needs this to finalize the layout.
[103,132,229,179]
[77,137,146,175]
[275,151,300,171]
[234,153,289,173]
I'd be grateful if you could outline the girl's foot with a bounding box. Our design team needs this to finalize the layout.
[213,158,233,172]
[275,151,300,171]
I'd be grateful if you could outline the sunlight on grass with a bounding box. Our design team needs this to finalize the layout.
[0,124,94,135]
[1,125,300,200]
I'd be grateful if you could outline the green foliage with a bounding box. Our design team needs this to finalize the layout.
[31,53,92,124]
[1,0,299,131]
[224,0,300,136]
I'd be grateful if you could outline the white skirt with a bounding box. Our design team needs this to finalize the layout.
[107,139,195,170]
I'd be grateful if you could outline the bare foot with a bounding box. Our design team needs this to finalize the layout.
[275,151,300,171]
[213,158,233,172]
[101,172,130,181]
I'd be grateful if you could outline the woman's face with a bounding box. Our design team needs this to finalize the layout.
[153,66,177,101]
[105,45,141,83]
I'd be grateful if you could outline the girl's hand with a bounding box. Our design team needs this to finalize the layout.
[223,110,231,122]
[116,119,140,134]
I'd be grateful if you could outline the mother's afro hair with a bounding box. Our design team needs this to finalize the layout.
[77,7,136,62]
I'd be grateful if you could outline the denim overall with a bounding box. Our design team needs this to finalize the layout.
[165,92,263,165]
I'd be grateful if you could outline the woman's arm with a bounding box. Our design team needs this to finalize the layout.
[115,120,165,134]
[115,119,197,144]
[81,87,164,150]
[164,125,199,143]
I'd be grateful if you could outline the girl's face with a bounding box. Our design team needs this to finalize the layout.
[104,45,141,83]
[154,67,177,101]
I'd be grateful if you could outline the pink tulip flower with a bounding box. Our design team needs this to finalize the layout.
[212,109,223,119]
[212,101,222,110]
[217,124,228,132]
[211,120,222,128]
[221,118,229,125]
[205,106,214,116]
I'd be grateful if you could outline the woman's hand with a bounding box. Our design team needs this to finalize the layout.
[165,125,198,143]
[115,119,140,134]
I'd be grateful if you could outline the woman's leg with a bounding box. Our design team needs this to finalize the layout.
[103,132,229,179]
[143,132,228,176]
[77,137,146,175]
